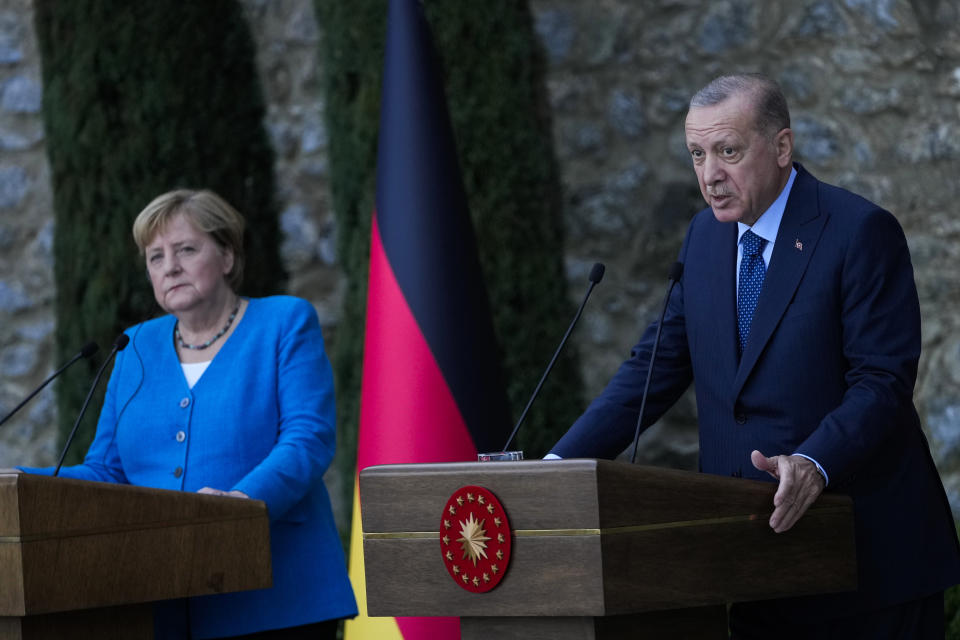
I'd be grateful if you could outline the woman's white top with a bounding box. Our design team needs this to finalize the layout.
[181,361,212,389]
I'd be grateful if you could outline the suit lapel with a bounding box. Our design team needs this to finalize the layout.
[707,221,740,380]
[733,165,828,398]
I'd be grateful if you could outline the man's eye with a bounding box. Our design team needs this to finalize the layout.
[722,147,736,156]
[690,149,703,159]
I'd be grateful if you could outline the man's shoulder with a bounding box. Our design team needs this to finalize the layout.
[798,165,887,217]
[816,180,881,213]
[798,169,910,257]
[685,206,730,240]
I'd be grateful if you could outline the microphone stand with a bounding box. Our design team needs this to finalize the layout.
[630,262,683,464]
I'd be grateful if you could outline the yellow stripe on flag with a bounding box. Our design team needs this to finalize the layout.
[344,477,404,640]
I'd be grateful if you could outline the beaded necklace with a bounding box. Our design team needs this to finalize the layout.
[175,300,240,351]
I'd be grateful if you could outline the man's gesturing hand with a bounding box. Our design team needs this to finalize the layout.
[750,450,825,533]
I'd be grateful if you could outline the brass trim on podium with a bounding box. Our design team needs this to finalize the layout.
[363,504,851,540]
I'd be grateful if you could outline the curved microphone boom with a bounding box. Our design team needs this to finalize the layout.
[500,262,606,454]
[630,261,683,464]
[0,341,98,428]
[54,334,130,477]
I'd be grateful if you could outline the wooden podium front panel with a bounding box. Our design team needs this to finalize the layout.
[461,606,729,640]
[599,507,855,612]
[0,474,271,616]
[0,476,25,616]
[593,462,857,613]
[360,461,607,616]
[0,604,153,640]
[359,460,856,618]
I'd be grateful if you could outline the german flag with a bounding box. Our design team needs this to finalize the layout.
[343,0,512,638]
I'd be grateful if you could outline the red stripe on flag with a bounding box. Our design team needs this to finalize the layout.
[358,212,478,471]
[357,213,470,638]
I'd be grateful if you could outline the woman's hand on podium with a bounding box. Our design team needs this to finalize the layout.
[198,486,249,499]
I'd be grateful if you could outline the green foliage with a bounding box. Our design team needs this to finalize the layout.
[948,585,960,638]
[34,0,282,462]
[313,0,385,525]
[315,0,584,522]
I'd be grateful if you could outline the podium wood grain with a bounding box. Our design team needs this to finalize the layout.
[0,473,271,639]
[359,459,855,624]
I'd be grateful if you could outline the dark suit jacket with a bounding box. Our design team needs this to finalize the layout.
[552,164,960,617]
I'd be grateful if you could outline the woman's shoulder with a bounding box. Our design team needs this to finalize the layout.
[246,296,320,329]
[247,295,317,317]
[125,313,175,342]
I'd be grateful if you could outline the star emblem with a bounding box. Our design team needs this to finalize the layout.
[440,485,512,593]
[457,512,491,566]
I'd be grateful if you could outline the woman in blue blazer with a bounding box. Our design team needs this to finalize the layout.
[22,189,357,639]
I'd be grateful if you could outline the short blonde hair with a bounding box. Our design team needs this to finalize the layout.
[133,189,246,289]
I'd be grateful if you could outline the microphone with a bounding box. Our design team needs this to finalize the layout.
[54,334,130,476]
[630,261,683,464]
[0,341,99,428]
[486,262,605,460]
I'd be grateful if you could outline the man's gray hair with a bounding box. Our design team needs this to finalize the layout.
[689,73,791,136]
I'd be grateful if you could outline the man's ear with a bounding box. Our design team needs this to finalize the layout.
[775,127,794,168]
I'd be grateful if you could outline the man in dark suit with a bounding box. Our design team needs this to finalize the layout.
[548,73,960,638]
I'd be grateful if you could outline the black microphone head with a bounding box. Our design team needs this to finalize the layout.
[79,341,99,359]
[113,334,130,350]
[589,262,605,284]
[669,261,684,282]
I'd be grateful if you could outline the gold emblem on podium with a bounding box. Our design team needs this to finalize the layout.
[439,485,511,593]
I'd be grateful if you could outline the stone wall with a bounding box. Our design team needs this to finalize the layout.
[0,0,57,466]
[1,0,959,515]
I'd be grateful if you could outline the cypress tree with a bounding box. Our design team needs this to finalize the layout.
[35,1,282,462]
[314,0,384,525]
[424,1,584,457]
[316,0,583,518]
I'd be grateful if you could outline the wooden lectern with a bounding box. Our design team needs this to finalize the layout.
[0,473,271,640]
[359,459,856,639]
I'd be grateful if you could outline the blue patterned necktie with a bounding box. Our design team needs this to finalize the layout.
[738,230,767,355]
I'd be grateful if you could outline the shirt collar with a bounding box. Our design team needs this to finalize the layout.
[737,166,798,244]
